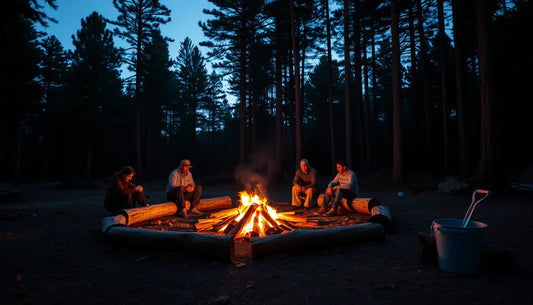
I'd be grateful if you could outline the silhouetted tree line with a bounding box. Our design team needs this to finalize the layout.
[1,0,531,190]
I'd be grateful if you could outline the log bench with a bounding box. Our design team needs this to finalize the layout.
[317,194,392,229]
[101,196,234,261]
[101,195,392,261]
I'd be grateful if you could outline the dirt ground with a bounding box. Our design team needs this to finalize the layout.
[1,174,532,305]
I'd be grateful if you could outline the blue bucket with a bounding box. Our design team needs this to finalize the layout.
[432,218,488,274]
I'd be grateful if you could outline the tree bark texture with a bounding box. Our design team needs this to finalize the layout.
[391,0,403,185]
[252,223,386,259]
[105,226,234,261]
[343,0,352,167]
[317,194,380,214]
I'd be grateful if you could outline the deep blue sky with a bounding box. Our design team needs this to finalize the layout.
[38,0,215,71]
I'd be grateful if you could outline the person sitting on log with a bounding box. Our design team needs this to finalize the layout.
[104,166,149,215]
[319,159,360,216]
[166,159,203,219]
[291,158,317,211]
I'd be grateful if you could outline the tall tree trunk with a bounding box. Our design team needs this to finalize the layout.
[452,0,468,177]
[352,14,365,173]
[408,3,421,147]
[239,44,247,165]
[416,0,431,146]
[391,0,403,185]
[287,49,296,163]
[135,29,143,175]
[475,0,504,189]
[289,0,302,163]
[362,26,372,171]
[275,15,283,179]
[438,0,450,173]
[370,23,378,169]
[343,0,352,167]
[325,0,336,174]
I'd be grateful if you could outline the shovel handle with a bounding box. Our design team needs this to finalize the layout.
[462,189,490,228]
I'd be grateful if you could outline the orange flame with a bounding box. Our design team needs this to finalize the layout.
[218,190,280,238]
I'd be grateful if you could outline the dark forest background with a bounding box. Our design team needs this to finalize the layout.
[1,0,531,190]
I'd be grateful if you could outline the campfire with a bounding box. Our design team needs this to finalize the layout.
[102,190,390,261]
[194,190,305,239]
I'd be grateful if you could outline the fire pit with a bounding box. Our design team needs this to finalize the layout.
[101,191,391,262]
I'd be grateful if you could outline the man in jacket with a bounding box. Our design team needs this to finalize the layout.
[320,159,359,216]
[166,159,202,218]
[291,159,317,210]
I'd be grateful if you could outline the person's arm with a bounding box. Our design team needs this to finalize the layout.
[308,169,317,188]
[187,173,195,188]
[115,179,136,195]
[326,174,339,195]
[293,170,301,186]
[168,171,178,188]
[328,174,339,188]
[182,172,195,192]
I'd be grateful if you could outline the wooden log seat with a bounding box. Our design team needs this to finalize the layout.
[252,222,386,259]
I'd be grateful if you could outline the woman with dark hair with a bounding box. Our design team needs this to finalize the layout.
[104,166,149,214]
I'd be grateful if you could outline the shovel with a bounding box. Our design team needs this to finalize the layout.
[462,189,490,228]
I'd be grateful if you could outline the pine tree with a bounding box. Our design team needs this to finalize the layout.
[175,37,209,148]
[200,0,267,165]
[143,29,176,177]
[0,19,43,180]
[108,0,171,174]
[64,12,123,180]
[40,35,67,103]
[39,35,67,179]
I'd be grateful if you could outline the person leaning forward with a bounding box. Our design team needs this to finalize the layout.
[291,159,317,210]
[319,159,359,216]
[166,159,203,218]
[104,166,149,215]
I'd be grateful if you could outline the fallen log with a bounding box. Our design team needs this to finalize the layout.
[184,196,233,211]
[317,194,380,214]
[369,205,392,230]
[120,197,233,226]
[252,222,386,259]
[101,214,127,234]
[105,226,234,261]
[122,202,178,226]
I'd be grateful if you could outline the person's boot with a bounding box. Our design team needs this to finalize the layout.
[180,208,188,219]
[316,207,327,214]
[189,207,202,215]
[324,208,337,216]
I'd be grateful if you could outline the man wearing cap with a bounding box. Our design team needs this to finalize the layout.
[166,159,203,218]
[291,159,317,210]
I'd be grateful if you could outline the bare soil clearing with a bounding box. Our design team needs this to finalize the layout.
[1,177,532,305]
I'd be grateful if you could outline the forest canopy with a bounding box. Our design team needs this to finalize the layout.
[0,0,531,190]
